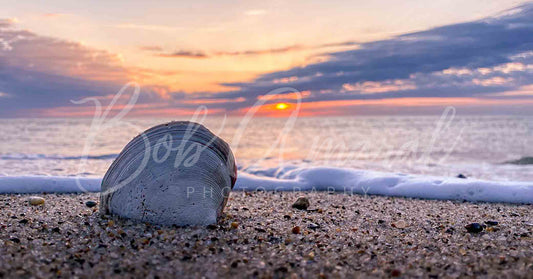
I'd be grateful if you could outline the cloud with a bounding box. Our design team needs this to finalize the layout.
[139,45,164,51]
[0,18,17,28]
[0,21,169,117]
[157,50,209,58]
[156,42,359,59]
[0,20,237,117]
[342,79,417,94]
[155,46,306,59]
[203,3,533,113]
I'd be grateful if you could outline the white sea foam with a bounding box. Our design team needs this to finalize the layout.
[0,153,118,160]
[0,166,531,204]
[0,176,101,193]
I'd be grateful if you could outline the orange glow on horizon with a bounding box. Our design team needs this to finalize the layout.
[235,97,533,117]
[31,97,533,118]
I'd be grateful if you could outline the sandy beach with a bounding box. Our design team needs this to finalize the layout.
[0,192,532,278]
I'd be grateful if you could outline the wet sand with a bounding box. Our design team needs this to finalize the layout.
[1,192,532,278]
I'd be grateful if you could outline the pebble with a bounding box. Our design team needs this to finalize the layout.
[206,224,218,230]
[230,222,239,229]
[307,223,320,230]
[85,201,98,208]
[391,220,407,229]
[390,269,401,277]
[465,223,484,233]
[484,220,498,226]
[292,226,301,234]
[9,237,20,243]
[292,197,310,210]
[28,196,45,206]
[457,174,467,179]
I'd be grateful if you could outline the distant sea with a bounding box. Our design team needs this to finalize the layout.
[0,115,532,182]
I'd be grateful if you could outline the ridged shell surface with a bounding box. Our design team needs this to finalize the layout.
[100,121,236,226]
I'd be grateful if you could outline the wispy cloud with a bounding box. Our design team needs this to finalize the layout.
[155,41,360,59]
[0,20,153,116]
[0,18,17,28]
[139,45,164,51]
[157,50,209,58]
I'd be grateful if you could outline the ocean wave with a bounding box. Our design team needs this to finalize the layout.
[0,153,118,161]
[504,156,533,165]
[0,166,531,204]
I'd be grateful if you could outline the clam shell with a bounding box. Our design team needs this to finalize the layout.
[100,121,237,226]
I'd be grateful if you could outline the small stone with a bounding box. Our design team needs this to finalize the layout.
[391,269,401,277]
[107,220,115,227]
[292,197,310,210]
[85,201,97,208]
[465,223,483,233]
[292,226,301,234]
[231,260,239,268]
[391,220,407,229]
[206,224,218,230]
[457,174,467,179]
[484,221,498,226]
[268,236,282,244]
[308,223,320,230]
[231,222,239,229]
[28,196,45,206]
[10,237,20,243]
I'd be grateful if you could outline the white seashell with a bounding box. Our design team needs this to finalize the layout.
[100,121,237,226]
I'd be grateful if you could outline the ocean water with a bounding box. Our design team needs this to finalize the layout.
[0,115,532,182]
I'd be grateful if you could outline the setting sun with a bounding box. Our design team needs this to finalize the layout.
[275,103,289,110]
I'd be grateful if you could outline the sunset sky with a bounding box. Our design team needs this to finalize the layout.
[1,0,533,117]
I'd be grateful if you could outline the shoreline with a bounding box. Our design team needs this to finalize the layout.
[1,192,532,278]
[2,170,533,205]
